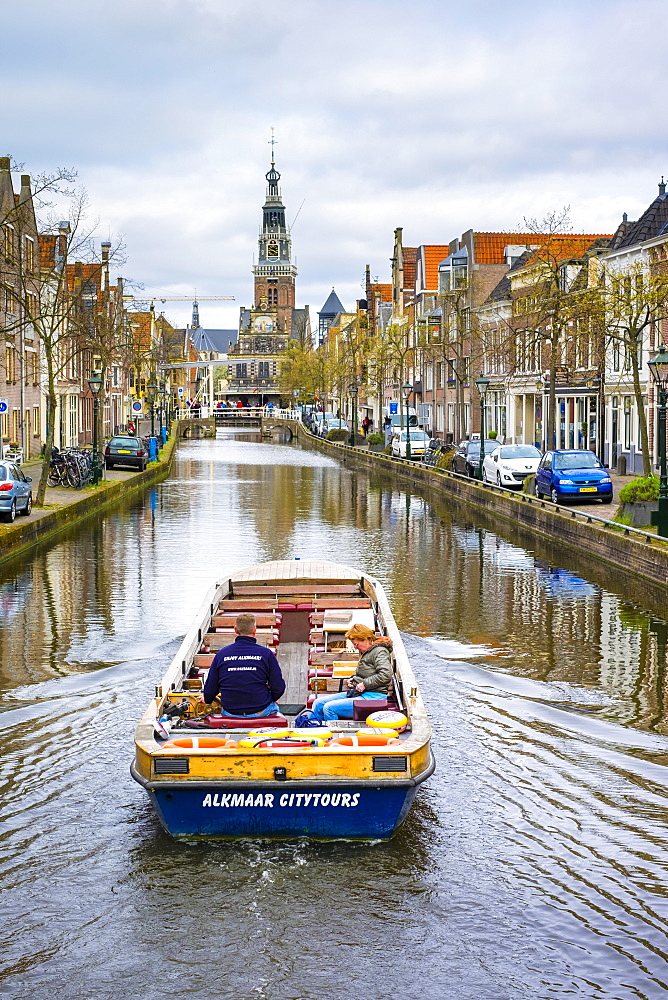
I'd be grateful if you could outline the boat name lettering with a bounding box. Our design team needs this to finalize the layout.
[201,792,361,809]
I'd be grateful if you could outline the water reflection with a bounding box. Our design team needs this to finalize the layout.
[1,429,668,998]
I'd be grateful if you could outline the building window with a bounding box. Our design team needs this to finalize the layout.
[25,237,35,272]
[258,362,269,378]
[236,363,247,379]
[32,406,40,436]
[624,396,632,450]
[5,346,15,382]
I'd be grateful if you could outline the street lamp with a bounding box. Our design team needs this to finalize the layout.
[88,370,103,485]
[403,382,413,460]
[475,373,490,480]
[349,383,358,446]
[648,345,668,537]
[148,374,158,437]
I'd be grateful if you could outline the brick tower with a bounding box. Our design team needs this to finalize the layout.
[252,152,297,335]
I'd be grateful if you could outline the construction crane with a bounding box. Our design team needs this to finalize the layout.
[124,295,235,303]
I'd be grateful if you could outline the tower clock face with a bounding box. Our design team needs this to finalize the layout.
[253,315,274,333]
[267,240,279,258]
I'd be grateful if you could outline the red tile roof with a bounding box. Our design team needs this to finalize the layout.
[420,246,451,290]
[402,247,417,289]
[472,232,612,265]
[369,282,392,302]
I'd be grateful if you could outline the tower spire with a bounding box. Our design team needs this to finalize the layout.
[268,126,277,167]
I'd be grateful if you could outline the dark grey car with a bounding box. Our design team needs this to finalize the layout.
[451,440,500,477]
[104,436,147,472]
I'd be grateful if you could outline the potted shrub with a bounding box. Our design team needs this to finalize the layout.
[618,475,659,527]
[366,432,385,453]
[326,428,349,443]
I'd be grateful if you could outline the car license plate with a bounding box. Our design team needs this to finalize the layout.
[579,486,597,492]
[118,449,131,454]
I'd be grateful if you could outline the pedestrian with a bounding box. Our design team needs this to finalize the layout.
[361,416,371,437]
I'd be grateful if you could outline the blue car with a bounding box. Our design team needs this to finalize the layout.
[535,450,613,504]
[0,460,33,522]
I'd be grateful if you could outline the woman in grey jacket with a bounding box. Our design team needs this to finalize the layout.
[310,624,392,723]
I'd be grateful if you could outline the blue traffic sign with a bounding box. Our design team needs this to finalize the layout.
[0,399,8,414]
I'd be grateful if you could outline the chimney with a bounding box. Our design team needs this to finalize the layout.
[659,177,666,198]
[623,212,628,223]
[0,157,10,173]
[101,240,111,292]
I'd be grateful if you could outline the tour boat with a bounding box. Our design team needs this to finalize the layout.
[131,559,434,840]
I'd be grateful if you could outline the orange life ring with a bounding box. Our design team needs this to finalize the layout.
[328,733,401,747]
[161,737,238,750]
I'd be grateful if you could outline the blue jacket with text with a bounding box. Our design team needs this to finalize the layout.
[202,635,285,715]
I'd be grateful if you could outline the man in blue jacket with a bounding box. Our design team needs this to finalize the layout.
[201,613,285,717]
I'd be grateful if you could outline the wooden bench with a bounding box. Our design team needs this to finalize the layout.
[212,613,281,628]
[203,631,278,649]
[232,585,361,596]
[218,599,280,611]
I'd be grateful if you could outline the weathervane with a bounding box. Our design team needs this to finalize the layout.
[269,127,277,166]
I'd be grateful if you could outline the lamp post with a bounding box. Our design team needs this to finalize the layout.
[148,375,158,437]
[475,373,490,480]
[648,345,668,537]
[403,382,413,460]
[88,370,103,485]
[348,383,358,446]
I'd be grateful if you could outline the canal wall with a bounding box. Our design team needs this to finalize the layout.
[296,423,668,612]
[0,431,178,569]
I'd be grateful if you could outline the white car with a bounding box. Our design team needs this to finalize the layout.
[482,444,541,488]
[391,429,431,459]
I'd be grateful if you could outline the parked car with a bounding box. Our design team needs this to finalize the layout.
[451,440,500,477]
[322,418,348,436]
[104,436,147,472]
[482,444,541,488]
[535,449,613,504]
[391,429,431,460]
[314,412,336,436]
[0,460,32,522]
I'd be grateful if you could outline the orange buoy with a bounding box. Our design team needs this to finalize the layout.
[161,737,238,750]
[328,733,401,747]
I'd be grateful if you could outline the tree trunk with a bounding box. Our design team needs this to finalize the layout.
[630,338,652,476]
[36,389,57,507]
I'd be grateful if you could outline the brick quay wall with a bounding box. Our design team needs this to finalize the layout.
[293,422,668,617]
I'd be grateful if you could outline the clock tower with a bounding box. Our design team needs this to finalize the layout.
[252,153,297,335]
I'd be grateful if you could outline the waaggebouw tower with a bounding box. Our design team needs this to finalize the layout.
[229,153,305,402]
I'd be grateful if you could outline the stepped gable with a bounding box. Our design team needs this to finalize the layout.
[609,181,668,250]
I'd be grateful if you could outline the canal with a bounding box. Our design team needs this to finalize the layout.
[2,430,668,999]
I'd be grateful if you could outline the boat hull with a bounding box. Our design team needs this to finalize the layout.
[132,765,432,840]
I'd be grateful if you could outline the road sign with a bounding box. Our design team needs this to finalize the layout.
[0,399,8,415]
[131,399,144,415]
[177,386,184,397]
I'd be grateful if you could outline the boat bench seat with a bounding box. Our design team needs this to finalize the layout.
[194,653,215,668]
[308,651,357,666]
[204,630,280,648]
[305,695,399,713]
[213,613,282,628]
[233,585,361,596]
[220,599,279,611]
[184,712,288,730]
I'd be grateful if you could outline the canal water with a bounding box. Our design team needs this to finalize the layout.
[2,430,668,1000]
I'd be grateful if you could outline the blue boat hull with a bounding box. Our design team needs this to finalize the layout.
[133,770,427,840]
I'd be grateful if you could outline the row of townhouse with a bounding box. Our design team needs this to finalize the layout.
[361,180,668,474]
[1,158,201,459]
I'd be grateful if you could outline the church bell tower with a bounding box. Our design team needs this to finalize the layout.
[253,148,297,335]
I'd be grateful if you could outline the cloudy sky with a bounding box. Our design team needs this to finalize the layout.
[2,0,667,330]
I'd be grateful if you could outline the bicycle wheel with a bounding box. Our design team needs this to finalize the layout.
[47,468,60,486]
[66,462,81,488]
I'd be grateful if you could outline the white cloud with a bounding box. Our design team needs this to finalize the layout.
[2,0,667,331]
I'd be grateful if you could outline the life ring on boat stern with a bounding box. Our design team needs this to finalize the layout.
[328,733,401,747]
[161,737,237,750]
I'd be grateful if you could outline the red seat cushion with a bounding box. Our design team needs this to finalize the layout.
[185,712,288,730]
[308,667,334,678]
[297,602,314,611]
[352,698,388,720]
[277,603,296,611]
[306,694,316,708]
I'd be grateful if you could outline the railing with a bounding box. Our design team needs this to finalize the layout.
[300,422,664,548]
[175,407,300,421]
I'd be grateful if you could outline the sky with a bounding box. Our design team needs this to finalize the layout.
[2,0,667,331]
